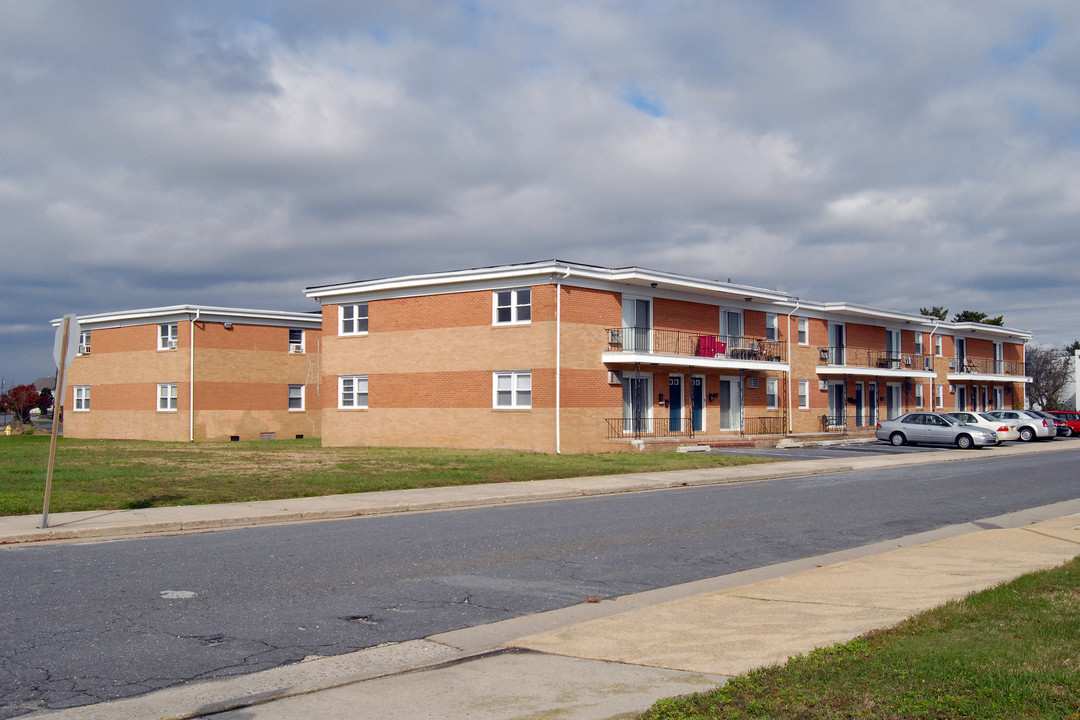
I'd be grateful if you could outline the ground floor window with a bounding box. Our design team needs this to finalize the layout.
[494,371,531,408]
[288,384,304,411]
[157,383,178,412]
[74,386,90,411]
[339,375,368,409]
[798,380,809,409]
[766,378,778,409]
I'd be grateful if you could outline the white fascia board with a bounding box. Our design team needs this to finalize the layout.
[948,322,1032,342]
[779,301,1032,342]
[51,305,322,330]
[306,260,795,305]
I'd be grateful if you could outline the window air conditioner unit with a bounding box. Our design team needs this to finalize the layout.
[819,381,828,391]
[747,377,759,389]
[948,358,957,370]
[607,371,622,385]
[289,344,303,353]
[949,384,955,394]
[78,345,90,355]
[167,339,178,350]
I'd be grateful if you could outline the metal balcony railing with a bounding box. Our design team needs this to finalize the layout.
[817,347,933,371]
[607,328,786,363]
[949,357,1025,376]
[605,415,786,439]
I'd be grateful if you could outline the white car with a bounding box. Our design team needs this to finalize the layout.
[984,410,1056,442]
[945,412,1019,444]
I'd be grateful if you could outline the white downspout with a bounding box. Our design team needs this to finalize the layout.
[928,321,941,412]
[785,301,800,434]
[190,308,199,442]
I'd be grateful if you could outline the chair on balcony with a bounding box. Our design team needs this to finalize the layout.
[696,336,727,357]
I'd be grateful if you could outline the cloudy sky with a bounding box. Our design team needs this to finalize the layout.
[3,1,1078,385]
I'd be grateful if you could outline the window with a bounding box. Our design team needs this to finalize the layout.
[766,378,778,409]
[288,384,304,411]
[936,384,944,409]
[494,289,531,325]
[157,383,178,411]
[765,313,778,342]
[339,375,368,409]
[78,331,91,355]
[289,328,305,353]
[494,371,531,408]
[340,303,368,335]
[798,380,809,409]
[73,386,90,411]
[915,384,924,409]
[914,332,924,355]
[158,323,178,350]
[798,318,808,345]
[935,334,943,357]
[720,310,742,339]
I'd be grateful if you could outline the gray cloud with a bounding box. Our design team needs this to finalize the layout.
[3,0,1079,384]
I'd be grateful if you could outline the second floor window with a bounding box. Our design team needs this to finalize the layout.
[78,330,91,355]
[158,323,178,350]
[798,318,808,345]
[289,328,305,353]
[340,303,369,335]
[494,289,531,325]
[766,314,778,342]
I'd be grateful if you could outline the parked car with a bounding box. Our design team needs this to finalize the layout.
[1047,410,1080,437]
[1028,410,1072,437]
[875,412,998,449]
[945,412,1020,444]
[984,410,1056,442]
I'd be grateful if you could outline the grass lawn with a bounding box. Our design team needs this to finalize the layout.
[0,435,776,517]
[639,556,1080,720]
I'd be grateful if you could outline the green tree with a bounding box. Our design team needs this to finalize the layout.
[919,306,948,320]
[951,310,1005,326]
[1064,340,1080,354]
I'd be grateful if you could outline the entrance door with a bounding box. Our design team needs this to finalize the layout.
[855,382,864,428]
[718,378,740,430]
[622,376,651,434]
[691,376,705,433]
[868,382,878,426]
[669,376,683,433]
[828,323,845,365]
[622,297,651,352]
[887,384,902,420]
[955,385,967,412]
[828,383,846,428]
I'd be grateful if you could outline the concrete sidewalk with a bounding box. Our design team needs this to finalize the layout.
[12,441,1080,719]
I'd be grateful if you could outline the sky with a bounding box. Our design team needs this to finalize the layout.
[3,0,1079,386]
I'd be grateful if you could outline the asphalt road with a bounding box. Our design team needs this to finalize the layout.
[2,447,1079,717]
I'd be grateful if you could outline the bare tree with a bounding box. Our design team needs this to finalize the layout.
[1026,344,1072,410]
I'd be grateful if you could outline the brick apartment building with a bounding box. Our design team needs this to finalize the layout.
[56,306,322,442]
[304,260,1032,453]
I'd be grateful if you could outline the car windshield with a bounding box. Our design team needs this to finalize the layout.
[939,414,961,426]
[978,413,1001,422]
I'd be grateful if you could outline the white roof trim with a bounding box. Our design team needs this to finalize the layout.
[51,305,322,328]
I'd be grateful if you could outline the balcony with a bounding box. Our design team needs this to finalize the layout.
[948,356,1026,379]
[816,346,935,378]
[605,328,787,369]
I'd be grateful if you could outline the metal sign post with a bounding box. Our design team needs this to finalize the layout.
[42,314,79,529]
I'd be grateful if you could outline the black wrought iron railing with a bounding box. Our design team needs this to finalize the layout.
[605,415,786,439]
[607,328,786,363]
[817,347,933,371]
[950,357,1025,376]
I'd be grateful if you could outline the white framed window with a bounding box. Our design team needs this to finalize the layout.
[935,334,943,357]
[494,371,531,408]
[936,384,944,408]
[765,313,778,342]
[158,323,178,350]
[494,289,531,325]
[915,384,924,409]
[339,375,368,409]
[766,378,778,409]
[797,317,808,345]
[157,383,178,411]
[289,328,305,353]
[73,386,90,411]
[798,380,809,409]
[720,310,742,339]
[288,384,304,411]
[78,330,91,355]
[914,332,924,355]
[340,304,369,336]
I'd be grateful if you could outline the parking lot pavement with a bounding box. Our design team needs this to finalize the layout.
[712,436,1080,461]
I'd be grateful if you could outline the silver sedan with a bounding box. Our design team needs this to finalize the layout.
[875,412,998,449]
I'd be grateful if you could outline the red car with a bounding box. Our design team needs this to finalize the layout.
[1047,411,1080,437]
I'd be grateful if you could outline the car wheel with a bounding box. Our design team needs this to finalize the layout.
[956,434,973,450]
[889,432,906,446]
[1019,427,1034,442]
[1064,427,1074,437]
